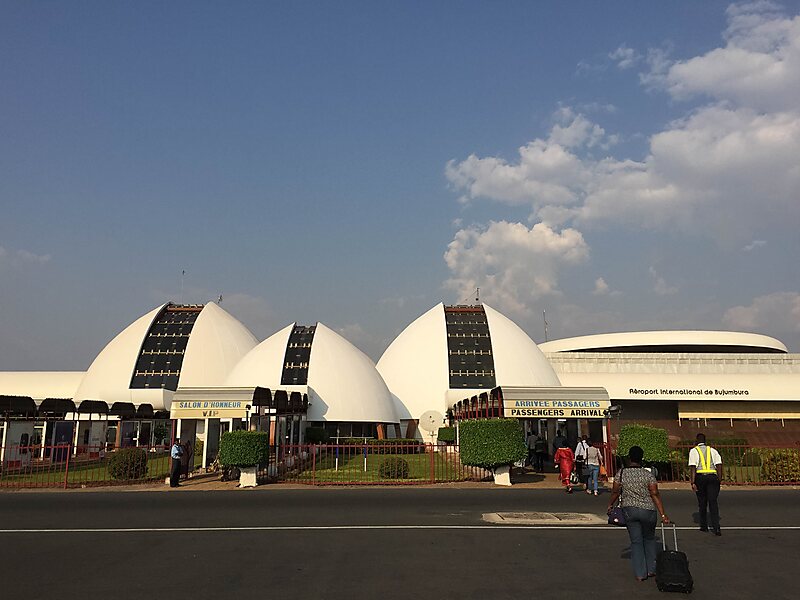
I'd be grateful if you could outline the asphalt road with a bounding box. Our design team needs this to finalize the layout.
[1,487,798,599]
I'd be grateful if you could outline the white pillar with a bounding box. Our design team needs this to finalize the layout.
[202,418,209,469]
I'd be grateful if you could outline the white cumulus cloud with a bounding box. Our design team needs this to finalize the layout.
[723,291,800,332]
[609,44,640,69]
[663,2,800,111]
[443,221,589,316]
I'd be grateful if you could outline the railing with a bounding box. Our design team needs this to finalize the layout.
[260,442,492,485]
[0,444,171,489]
[662,443,800,486]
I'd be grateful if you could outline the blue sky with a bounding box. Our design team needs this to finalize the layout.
[1,1,799,369]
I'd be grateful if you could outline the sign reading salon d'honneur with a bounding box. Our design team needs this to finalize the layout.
[506,399,610,418]
[171,400,247,419]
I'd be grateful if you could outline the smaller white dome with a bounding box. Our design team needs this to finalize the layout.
[226,323,398,423]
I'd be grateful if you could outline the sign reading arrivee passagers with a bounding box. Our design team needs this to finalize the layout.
[506,399,610,418]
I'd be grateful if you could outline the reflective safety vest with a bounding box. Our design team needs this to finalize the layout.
[695,445,716,474]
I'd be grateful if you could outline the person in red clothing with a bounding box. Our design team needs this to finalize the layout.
[554,439,575,493]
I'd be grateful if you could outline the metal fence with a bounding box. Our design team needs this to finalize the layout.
[661,443,800,486]
[0,444,172,489]
[260,442,492,485]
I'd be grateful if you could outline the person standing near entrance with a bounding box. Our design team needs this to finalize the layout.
[170,439,184,488]
[533,431,548,472]
[584,439,603,496]
[552,429,566,456]
[689,433,723,535]
[526,430,539,468]
[574,435,589,488]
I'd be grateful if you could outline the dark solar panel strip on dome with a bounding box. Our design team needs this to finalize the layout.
[129,304,203,391]
[445,305,497,389]
[281,324,316,386]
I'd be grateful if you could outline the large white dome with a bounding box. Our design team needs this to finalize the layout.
[74,303,258,410]
[225,322,398,424]
[377,303,561,423]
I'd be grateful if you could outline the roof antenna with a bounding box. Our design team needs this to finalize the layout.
[475,287,480,304]
[217,294,223,305]
[543,309,549,342]
[180,270,186,305]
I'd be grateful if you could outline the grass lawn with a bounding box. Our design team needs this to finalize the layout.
[291,450,470,484]
[1,452,171,487]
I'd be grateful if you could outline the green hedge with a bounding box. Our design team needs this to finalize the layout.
[616,424,670,464]
[305,427,329,444]
[758,449,800,483]
[437,427,456,443]
[108,448,148,480]
[333,438,425,454]
[459,419,526,470]
[218,431,270,467]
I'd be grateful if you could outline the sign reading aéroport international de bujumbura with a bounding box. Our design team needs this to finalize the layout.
[505,399,611,418]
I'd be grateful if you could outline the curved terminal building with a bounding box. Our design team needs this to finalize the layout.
[541,331,800,443]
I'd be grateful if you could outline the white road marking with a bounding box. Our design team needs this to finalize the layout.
[1,525,799,533]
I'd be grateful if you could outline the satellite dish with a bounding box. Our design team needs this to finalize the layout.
[419,410,444,434]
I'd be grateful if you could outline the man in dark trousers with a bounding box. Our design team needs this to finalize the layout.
[170,439,184,488]
[689,433,723,535]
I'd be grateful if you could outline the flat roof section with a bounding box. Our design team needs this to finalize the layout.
[540,331,788,354]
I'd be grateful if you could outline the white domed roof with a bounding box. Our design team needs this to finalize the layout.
[225,322,398,423]
[179,302,259,387]
[74,303,258,410]
[377,303,561,421]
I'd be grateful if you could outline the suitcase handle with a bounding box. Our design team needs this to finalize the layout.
[661,521,679,551]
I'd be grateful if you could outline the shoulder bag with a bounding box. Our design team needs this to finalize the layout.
[607,468,626,527]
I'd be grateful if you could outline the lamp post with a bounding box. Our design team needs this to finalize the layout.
[603,405,623,478]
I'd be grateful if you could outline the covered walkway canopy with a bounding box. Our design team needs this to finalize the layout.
[452,386,611,420]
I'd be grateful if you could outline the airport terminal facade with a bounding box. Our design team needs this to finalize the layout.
[1,300,799,468]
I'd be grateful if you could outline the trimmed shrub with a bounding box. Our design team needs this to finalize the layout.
[108,448,148,480]
[437,427,456,443]
[370,438,425,454]
[218,431,270,468]
[616,424,670,464]
[335,438,425,454]
[305,427,329,444]
[340,437,374,445]
[378,457,410,479]
[459,419,526,470]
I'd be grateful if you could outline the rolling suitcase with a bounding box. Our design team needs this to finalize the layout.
[656,523,693,593]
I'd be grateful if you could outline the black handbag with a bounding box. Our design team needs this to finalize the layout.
[608,506,626,527]
[608,467,626,526]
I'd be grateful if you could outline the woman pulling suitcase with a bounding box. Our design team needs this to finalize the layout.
[606,445,670,581]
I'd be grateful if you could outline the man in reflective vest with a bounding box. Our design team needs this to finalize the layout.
[689,433,723,535]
